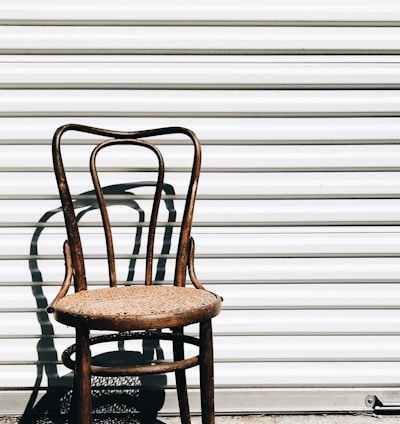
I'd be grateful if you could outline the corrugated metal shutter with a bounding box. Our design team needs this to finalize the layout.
[2,0,400,415]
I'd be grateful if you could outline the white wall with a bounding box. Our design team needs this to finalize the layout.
[1,0,400,415]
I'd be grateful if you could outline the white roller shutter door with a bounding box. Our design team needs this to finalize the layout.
[1,0,400,415]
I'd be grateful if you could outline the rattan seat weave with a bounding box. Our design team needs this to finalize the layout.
[53,285,221,331]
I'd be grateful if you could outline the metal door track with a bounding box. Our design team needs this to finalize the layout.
[366,395,400,414]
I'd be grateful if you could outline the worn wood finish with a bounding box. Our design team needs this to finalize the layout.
[200,320,215,424]
[48,124,221,423]
[75,328,92,423]
[174,327,191,424]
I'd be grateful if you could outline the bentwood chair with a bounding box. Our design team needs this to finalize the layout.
[47,124,222,423]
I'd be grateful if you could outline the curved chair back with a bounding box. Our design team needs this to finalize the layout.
[52,124,202,292]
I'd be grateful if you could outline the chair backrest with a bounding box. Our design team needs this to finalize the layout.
[52,124,201,292]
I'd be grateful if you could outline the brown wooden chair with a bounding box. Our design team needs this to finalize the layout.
[47,124,222,423]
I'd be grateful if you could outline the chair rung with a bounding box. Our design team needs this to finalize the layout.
[61,330,201,371]
[91,355,200,377]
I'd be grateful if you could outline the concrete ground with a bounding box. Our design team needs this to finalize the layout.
[2,415,400,423]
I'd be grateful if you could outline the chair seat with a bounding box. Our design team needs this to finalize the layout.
[53,285,221,331]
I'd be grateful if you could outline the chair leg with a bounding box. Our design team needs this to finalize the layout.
[74,328,92,424]
[199,320,215,424]
[173,328,191,424]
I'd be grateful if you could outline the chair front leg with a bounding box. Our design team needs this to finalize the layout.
[74,328,92,424]
[199,320,215,424]
[173,327,191,424]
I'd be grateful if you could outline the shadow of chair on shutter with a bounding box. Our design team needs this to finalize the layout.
[24,124,221,424]
[25,185,176,423]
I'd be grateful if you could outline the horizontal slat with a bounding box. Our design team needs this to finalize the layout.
[2,27,400,55]
[4,361,400,389]
[194,200,400,225]
[221,284,400,309]
[4,90,400,115]
[4,335,400,363]
[3,0,400,23]
[2,309,400,336]
[0,26,392,45]
[0,388,398,414]
[215,310,400,336]
[3,200,400,225]
[3,61,400,89]
[4,144,400,168]
[4,117,400,142]
[2,173,400,197]
[214,336,400,362]
[211,362,400,388]
[190,258,400,283]
[7,232,400,256]
[3,284,400,310]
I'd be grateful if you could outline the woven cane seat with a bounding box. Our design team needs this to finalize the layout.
[53,285,221,331]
